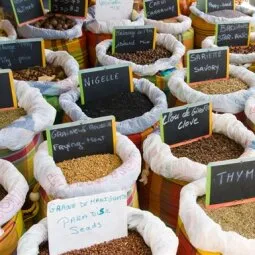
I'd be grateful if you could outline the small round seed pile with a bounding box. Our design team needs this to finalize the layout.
[107,46,172,65]
[0,108,26,129]
[208,10,249,18]
[192,77,248,95]
[171,133,244,165]
[230,45,255,54]
[198,196,255,239]
[13,65,66,82]
[0,185,7,201]
[57,154,122,184]
[32,13,76,31]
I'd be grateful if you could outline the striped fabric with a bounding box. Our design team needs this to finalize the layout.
[138,169,188,229]
[0,134,42,188]
[0,211,24,255]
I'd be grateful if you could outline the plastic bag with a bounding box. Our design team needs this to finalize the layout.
[0,20,17,41]
[17,207,178,255]
[143,113,255,183]
[34,132,141,199]
[168,65,255,114]
[202,34,255,65]
[96,33,185,76]
[59,78,167,135]
[0,81,56,151]
[13,49,79,96]
[85,5,144,34]
[179,178,255,255]
[0,159,28,234]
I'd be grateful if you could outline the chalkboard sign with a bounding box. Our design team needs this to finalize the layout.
[0,39,46,71]
[187,47,229,83]
[49,0,88,18]
[216,22,250,47]
[206,0,234,13]
[0,69,17,109]
[10,0,45,26]
[144,0,180,20]
[160,102,212,146]
[206,157,255,209]
[79,64,134,104]
[46,116,117,163]
[112,26,156,54]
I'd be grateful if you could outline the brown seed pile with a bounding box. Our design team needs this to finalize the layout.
[230,45,255,54]
[0,185,7,201]
[39,232,151,255]
[0,108,26,129]
[198,196,255,239]
[107,46,172,65]
[192,77,248,95]
[0,29,7,37]
[171,133,244,165]
[32,13,76,31]
[57,154,122,184]
[208,10,249,18]
[13,65,67,82]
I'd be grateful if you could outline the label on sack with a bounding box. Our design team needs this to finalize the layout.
[46,116,117,163]
[112,25,156,54]
[0,69,17,110]
[0,38,46,70]
[95,0,133,21]
[47,191,128,255]
[160,101,212,146]
[10,0,45,26]
[79,64,134,104]
[205,0,235,13]
[187,47,229,83]
[206,157,255,209]
[144,0,180,20]
[215,21,250,47]
[49,0,88,18]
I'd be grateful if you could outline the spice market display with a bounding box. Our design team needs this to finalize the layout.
[0,0,255,255]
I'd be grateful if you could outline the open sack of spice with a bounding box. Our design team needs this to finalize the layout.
[17,207,178,255]
[96,33,185,77]
[17,12,83,40]
[0,81,56,151]
[168,64,255,115]
[0,159,28,254]
[12,49,79,96]
[178,178,255,255]
[0,19,17,41]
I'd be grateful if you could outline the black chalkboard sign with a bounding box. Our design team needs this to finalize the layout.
[0,39,46,71]
[187,47,229,83]
[216,22,250,47]
[144,0,180,20]
[0,69,17,109]
[206,0,234,13]
[79,64,134,104]
[112,26,156,54]
[10,0,44,26]
[206,157,255,208]
[160,102,212,146]
[46,116,116,163]
[49,0,88,18]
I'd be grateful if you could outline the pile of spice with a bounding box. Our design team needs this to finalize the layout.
[230,45,255,54]
[191,77,248,95]
[0,29,7,37]
[78,91,154,121]
[13,65,67,82]
[208,10,249,18]
[39,232,152,255]
[0,185,7,201]
[57,154,122,184]
[107,46,172,65]
[198,196,255,239]
[0,108,26,129]
[32,13,76,31]
[171,133,244,165]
